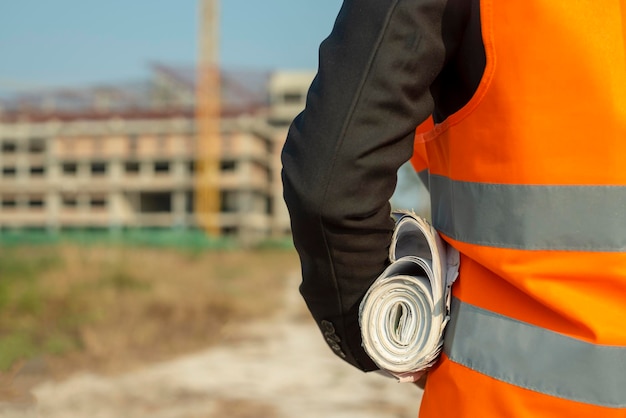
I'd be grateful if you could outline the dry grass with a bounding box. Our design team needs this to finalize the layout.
[210,398,279,418]
[0,245,300,379]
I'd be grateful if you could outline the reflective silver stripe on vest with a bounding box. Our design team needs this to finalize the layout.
[445,298,626,407]
[417,169,430,191]
[429,175,626,251]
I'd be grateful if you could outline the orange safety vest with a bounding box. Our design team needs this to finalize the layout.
[413,1,626,417]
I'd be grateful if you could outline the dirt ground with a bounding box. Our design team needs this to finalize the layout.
[0,273,423,418]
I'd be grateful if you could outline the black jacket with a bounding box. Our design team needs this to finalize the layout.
[281,0,485,371]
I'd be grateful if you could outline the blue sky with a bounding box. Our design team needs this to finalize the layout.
[0,1,342,90]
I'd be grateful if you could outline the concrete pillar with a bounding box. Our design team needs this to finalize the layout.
[16,195,28,211]
[109,191,124,229]
[173,160,186,182]
[47,191,60,232]
[110,160,122,182]
[140,161,152,178]
[78,193,89,213]
[78,161,90,180]
[173,190,187,227]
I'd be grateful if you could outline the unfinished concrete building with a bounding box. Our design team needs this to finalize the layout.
[0,66,314,241]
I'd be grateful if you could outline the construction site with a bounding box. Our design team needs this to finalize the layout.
[0,0,315,244]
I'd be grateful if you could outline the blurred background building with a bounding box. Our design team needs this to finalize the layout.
[0,65,315,242]
[0,0,426,245]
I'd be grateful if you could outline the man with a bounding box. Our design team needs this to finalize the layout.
[281,0,626,416]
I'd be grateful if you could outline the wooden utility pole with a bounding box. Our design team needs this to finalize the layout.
[196,0,221,235]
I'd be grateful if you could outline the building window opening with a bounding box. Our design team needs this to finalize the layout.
[186,191,194,213]
[1,197,17,208]
[220,190,238,213]
[29,166,46,176]
[62,162,78,175]
[139,192,171,213]
[266,196,273,215]
[28,138,46,154]
[154,161,170,174]
[1,141,17,153]
[62,196,78,208]
[125,161,140,174]
[283,91,304,104]
[28,197,45,209]
[220,160,236,172]
[89,197,107,209]
[2,167,17,177]
[91,162,107,175]
[221,226,239,236]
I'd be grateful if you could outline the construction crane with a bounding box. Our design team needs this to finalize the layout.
[196,0,221,235]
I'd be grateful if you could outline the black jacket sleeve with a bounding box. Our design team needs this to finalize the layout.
[281,0,454,371]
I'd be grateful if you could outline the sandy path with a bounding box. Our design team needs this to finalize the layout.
[2,275,423,418]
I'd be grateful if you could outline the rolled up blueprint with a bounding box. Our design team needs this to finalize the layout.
[359,212,459,382]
